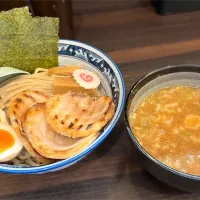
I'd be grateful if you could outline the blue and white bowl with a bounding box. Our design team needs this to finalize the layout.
[0,40,125,174]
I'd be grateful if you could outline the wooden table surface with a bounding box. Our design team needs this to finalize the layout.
[1,5,200,200]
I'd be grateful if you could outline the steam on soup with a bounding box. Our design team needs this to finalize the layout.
[131,86,200,176]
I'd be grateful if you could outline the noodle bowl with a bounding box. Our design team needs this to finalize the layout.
[0,40,125,174]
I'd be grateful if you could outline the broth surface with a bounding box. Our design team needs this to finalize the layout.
[131,86,200,175]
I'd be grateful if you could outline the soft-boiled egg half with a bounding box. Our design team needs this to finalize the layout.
[0,109,8,124]
[0,123,23,162]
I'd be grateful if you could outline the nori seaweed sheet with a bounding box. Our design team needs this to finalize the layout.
[0,7,59,73]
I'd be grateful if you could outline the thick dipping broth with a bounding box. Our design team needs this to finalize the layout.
[131,86,200,176]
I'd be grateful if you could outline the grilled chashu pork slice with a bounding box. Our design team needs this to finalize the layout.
[45,91,115,138]
[9,91,53,164]
[23,103,99,159]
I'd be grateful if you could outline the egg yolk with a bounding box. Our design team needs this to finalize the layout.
[0,130,14,153]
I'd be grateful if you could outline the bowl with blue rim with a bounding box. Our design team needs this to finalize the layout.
[0,40,125,174]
